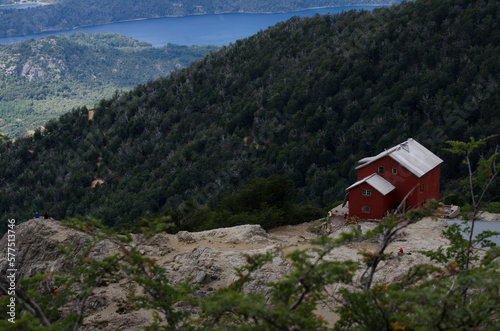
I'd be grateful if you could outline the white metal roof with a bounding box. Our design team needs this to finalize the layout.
[355,138,443,178]
[346,173,396,196]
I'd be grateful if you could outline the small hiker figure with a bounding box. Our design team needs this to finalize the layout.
[44,212,49,219]
[35,212,39,219]
[398,248,404,256]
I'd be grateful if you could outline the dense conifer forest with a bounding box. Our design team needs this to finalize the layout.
[0,32,217,137]
[0,0,401,37]
[0,0,499,233]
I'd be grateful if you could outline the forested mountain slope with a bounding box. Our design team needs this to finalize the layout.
[0,33,217,137]
[0,0,401,37]
[0,0,498,231]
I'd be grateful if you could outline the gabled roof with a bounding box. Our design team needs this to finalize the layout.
[355,138,443,178]
[346,173,395,196]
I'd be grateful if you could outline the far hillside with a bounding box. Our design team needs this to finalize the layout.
[0,32,217,137]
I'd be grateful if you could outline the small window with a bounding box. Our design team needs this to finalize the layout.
[361,189,371,196]
[420,184,424,193]
[378,166,384,174]
[392,168,397,174]
[362,206,370,213]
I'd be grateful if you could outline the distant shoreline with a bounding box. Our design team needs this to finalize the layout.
[0,1,49,8]
[55,4,388,29]
[80,3,392,21]
[2,4,390,38]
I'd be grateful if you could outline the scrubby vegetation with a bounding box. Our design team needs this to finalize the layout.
[141,175,325,234]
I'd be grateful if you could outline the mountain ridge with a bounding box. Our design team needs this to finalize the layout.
[0,0,499,232]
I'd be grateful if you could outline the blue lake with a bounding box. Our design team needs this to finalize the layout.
[0,6,385,46]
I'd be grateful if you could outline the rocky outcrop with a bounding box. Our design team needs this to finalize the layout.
[0,216,467,329]
[477,212,500,222]
[179,224,269,245]
[0,219,293,329]
[0,218,90,279]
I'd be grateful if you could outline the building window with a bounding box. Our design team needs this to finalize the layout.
[361,189,371,196]
[420,184,424,193]
[378,166,384,174]
[392,168,397,174]
[362,206,370,213]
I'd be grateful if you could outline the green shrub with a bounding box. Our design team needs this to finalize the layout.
[484,202,500,213]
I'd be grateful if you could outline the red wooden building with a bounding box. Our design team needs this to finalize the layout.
[346,138,443,219]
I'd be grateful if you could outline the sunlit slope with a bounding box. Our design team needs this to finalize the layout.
[0,32,217,137]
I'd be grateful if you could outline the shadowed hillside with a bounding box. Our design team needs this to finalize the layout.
[0,0,499,231]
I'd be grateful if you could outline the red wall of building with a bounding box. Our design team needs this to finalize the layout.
[356,156,441,212]
[348,182,394,219]
[417,166,441,204]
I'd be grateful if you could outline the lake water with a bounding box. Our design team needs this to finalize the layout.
[447,220,500,249]
[0,6,385,46]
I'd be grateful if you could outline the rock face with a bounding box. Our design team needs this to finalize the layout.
[0,219,293,329]
[0,216,467,329]
[0,218,90,280]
